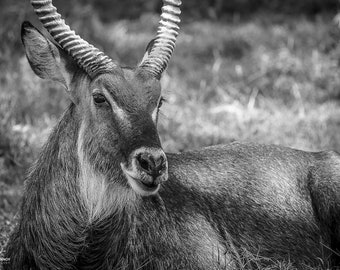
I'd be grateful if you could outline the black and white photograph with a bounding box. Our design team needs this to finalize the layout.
[0,0,340,269]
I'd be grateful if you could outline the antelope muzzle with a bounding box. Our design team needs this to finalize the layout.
[121,147,168,196]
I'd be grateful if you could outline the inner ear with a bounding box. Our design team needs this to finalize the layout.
[21,21,78,92]
[140,39,156,65]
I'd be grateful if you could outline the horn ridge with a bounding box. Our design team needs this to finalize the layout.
[139,0,181,77]
[30,0,117,77]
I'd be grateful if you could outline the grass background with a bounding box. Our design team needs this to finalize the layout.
[1,0,340,268]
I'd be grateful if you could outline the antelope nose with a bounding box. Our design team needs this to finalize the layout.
[136,151,167,178]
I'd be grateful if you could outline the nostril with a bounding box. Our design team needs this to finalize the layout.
[137,154,152,172]
[136,152,166,178]
[154,155,164,170]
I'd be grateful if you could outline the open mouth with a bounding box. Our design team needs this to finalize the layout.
[121,163,160,196]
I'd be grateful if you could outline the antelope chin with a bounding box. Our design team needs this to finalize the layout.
[121,163,160,196]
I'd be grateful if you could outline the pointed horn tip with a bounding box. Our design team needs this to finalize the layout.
[163,0,182,6]
[31,0,53,7]
[139,0,182,76]
[31,0,52,3]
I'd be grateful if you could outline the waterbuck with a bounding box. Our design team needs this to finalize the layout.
[4,0,340,269]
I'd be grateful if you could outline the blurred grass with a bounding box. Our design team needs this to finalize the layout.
[1,3,340,268]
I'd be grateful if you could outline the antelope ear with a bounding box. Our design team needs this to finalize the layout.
[140,39,166,80]
[21,21,77,91]
[139,39,155,66]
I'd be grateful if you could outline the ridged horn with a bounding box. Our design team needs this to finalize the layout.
[139,0,181,77]
[30,0,117,77]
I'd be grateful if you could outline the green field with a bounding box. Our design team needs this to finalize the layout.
[0,5,340,269]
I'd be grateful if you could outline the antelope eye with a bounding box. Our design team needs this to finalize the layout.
[158,97,165,109]
[93,93,107,104]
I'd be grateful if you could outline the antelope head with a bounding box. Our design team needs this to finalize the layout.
[21,0,181,199]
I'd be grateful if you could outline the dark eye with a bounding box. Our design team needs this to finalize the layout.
[158,97,165,109]
[93,93,107,104]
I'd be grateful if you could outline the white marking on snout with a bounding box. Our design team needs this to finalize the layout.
[152,96,163,123]
[152,107,158,123]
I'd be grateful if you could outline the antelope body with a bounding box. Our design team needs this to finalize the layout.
[4,0,340,269]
